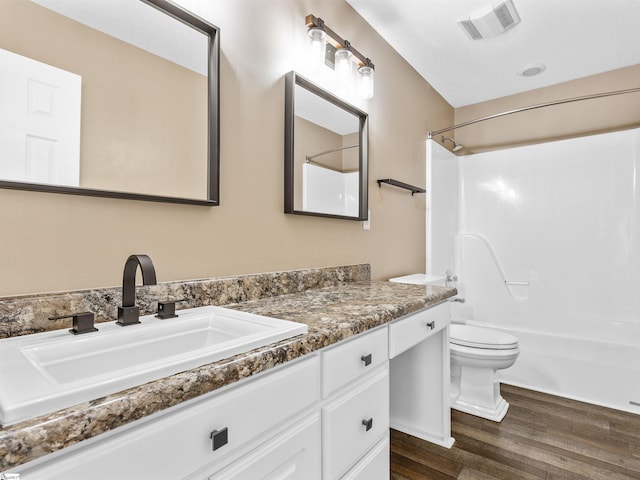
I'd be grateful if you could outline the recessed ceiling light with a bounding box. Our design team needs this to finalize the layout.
[518,63,546,77]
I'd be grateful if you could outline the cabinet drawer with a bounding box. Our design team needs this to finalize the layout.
[18,356,320,480]
[208,413,321,480]
[388,303,449,358]
[321,327,388,398]
[191,357,319,463]
[340,435,389,480]
[322,367,389,480]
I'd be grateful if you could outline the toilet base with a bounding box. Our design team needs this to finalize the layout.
[452,396,509,422]
[450,362,512,422]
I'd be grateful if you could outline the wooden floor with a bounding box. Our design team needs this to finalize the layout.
[390,384,640,480]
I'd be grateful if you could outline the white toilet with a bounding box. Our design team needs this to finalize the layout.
[388,273,520,422]
[449,324,520,422]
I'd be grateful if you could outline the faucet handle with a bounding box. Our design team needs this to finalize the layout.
[156,298,187,319]
[49,312,98,335]
[445,269,458,286]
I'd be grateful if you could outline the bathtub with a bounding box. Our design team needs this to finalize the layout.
[465,321,640,415]
[391,272,640,414]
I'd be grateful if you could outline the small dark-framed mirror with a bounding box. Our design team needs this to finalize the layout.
[0,0,219,206]
[284,71,368,220]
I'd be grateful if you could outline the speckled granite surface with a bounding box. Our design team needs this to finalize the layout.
[0,264,370,339]
[0,277,455,472]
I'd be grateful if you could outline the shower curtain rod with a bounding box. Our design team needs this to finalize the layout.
[305,144,359,162]
[427,86,640,138]
[305,158,358,173]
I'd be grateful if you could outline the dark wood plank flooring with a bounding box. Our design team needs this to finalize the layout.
[390,384,640,480]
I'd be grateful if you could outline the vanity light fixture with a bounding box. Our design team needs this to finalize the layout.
[358,60,375,99]
[305,14,375,99]
[307,25,327,66]
[335,44,353,78]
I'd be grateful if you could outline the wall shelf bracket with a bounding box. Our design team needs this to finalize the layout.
[377,178,426,196]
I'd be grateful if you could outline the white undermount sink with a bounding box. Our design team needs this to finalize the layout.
[0,306,307,425]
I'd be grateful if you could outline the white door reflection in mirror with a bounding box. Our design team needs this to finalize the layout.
[0,48,81,186]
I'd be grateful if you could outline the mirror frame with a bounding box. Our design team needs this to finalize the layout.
[0,0,220,206]
[284,71,369,221]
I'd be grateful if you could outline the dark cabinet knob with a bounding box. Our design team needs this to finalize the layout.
[210,427,228,451]
[426,321,435,330]
[361,353,372,366]
[362,418,373,431]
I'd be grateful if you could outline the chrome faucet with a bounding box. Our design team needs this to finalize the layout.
[117,254,157,326]
[445,269,458,287]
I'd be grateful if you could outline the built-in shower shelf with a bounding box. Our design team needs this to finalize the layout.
[377,178,426,196]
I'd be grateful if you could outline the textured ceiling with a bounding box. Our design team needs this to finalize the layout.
[346,0,640,107]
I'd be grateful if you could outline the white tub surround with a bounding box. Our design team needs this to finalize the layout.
[428,127,640,414]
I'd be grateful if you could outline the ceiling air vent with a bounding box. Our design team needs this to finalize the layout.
[457,0,521,40]
[458,20,483,41]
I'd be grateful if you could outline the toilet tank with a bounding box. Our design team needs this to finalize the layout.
[389,273,467,324]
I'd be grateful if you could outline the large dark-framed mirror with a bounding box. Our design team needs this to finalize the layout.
[0,0,219,206]
[285,71,368,220]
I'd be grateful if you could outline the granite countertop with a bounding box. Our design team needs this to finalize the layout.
[0,281,456,472]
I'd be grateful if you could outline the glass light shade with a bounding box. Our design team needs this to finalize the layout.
[358,65,375,99]
[307,27,327,67]
[335,48,353,78]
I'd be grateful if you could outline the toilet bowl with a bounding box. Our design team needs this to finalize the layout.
[449,324,519,422]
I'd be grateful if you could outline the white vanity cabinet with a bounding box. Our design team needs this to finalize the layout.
[320,326,389,480]
[15,356,322,480]
[10,301,453,480]
[389,301,454,448]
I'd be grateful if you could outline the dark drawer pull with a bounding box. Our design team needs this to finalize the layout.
[362,418,373,431]
[361,353,372,366]
[426,321,435,330]
[210,427,228,451]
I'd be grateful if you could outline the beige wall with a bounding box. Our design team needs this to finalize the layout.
[452,64,640,154]
[0,0,453,296]
[0,0,207,198]
[298,118,344,171]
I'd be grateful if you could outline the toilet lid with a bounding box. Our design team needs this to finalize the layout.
[450,325,518,350]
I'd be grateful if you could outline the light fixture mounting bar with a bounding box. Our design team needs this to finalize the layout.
[305,14,374,68]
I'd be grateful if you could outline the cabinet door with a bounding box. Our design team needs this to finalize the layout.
[208,413,321,480]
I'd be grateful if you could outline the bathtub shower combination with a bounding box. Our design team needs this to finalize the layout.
[427,127,640,415]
